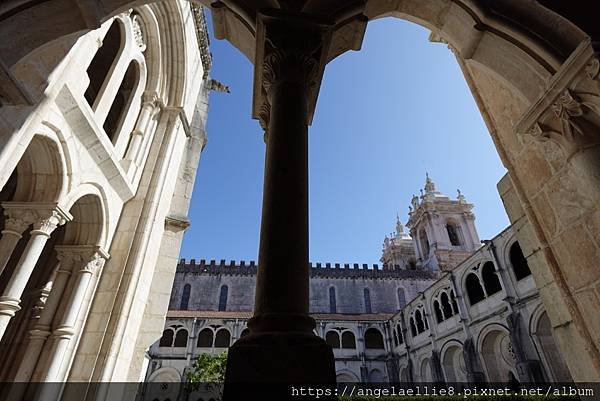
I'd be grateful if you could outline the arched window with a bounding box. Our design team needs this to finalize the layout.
[174,329,188,347]
[214,329,231,348]
[446,223,461,246]
[482,262,502,295]
[440,292,453,318]
[325,331,340,348]
[465,273,486,305]
[419,230,430,256]
[397,288,406,309]
[364,328,385,349]
[341,331,356,349]
[414,310,425,333]
[240,328,250,338]
[433,300,444,323]
[197,328,213,347]
[103,60,140,142]
[85,20,123,107]
[510,242,532,280]
[159,329,174,347]
[364,288,372,314]
[397,325,404,345]
[329,287,337,313]
[409,317,417,337]
[180,284,191,310]
[218,285,228,311]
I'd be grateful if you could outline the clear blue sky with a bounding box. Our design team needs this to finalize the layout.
[179,15,509,264]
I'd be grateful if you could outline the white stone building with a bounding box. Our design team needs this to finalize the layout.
[0,2,215,399]
[146,176,572,390]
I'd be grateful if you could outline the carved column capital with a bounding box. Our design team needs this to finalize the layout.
[55,245,108,274]
[141,91,161,108]
[2,202,72,237]
[252,10,333,134]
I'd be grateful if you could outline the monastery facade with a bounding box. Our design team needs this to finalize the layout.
[145,176,572,393]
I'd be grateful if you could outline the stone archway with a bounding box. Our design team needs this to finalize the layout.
[480,328,517,383]
[420,358,432,382]
[441,344,467,383]
[532,310,572,382]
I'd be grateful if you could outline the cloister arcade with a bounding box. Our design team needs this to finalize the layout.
[0,2,211,400]
[0,0,599,400]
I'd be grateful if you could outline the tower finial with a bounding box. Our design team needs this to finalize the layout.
[457,188,466,203]
[396,214,404,236]
[424,172,436,194]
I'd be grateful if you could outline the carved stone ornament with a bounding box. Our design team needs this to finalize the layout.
[521,47,600,157]
[2,208,37,235]
[131,14,147,52]
[253,11,332,134]
[585,57,600,81]
[56,246,108,274]
[32,210,68,235]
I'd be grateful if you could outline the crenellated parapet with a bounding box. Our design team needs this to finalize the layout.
[176,259,437,281]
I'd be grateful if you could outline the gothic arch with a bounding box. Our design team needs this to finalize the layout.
[420,357,432,382]
[148,366,181,382]
[440,339,467,383]
[336,369,359,383]
[477,323,516,382]
[529,304,572,382]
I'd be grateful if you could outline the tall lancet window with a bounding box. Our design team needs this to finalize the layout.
[218,285,228,311]
[364,288,372,314]
[85,20,123,107]
[103,60,140,142]
[446,223,461,246]
[329,287,337,313]
[180,284,191,310]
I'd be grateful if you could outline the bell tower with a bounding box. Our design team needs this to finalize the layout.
[406,174,480,272]
[380,215,417,270]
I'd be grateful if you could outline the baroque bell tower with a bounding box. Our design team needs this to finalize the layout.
[406,174,480,272]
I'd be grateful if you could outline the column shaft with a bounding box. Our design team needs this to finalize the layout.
[0,231,22,277]
[43,261,96,381]
[0,232,50,338]
[0,206,69,339]
[13,264,71,382]
[251,78,310,331]
[223,12,336,400]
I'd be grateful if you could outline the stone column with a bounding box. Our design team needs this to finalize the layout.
[223,10,335,401]
[0,205,37,276]
[40,246,107,383]
[449,273,485,383]
[123,91,160,171]
[0,204,71,340]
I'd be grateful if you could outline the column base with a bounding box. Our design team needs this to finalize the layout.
[223,331,337,401]
[0,296,21,316]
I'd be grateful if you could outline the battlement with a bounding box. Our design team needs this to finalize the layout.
[176,259,436,280]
